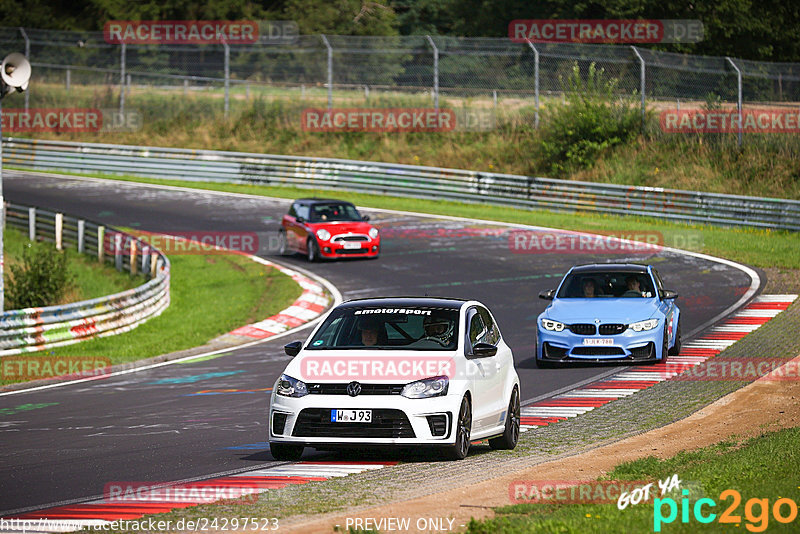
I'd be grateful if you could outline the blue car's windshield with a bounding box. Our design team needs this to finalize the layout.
[557,272,655,298]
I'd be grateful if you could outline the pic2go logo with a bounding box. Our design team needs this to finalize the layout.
[653,489,799,532]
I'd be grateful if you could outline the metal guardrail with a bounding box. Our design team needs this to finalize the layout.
[3,138,800,231]
[0,202,170,355]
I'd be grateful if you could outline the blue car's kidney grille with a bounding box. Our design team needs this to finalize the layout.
[568,323,596,335]
[571,346,626,356]
[599,324,627,335]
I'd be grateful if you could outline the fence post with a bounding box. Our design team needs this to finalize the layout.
[19,27,30,112]
[426,36,439,111]
[726,57,743,147]
[130,239,137,275]
[223,39,230,117]
[114,233,122,271]
[28,207,35,240]
[525,40,540,128]
[66,68,71,92]
[77,220,85,253]
[631,46,646,131]
[320,35,333,110]
[119,42,126,115]
[97,226,105,262]
[55,213,63,251]
[142,245,151,277]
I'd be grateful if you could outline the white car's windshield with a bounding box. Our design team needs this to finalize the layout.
[307,307,459,350]
[557,272,655,298]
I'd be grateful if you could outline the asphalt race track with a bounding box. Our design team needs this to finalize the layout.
[0,171,756,514]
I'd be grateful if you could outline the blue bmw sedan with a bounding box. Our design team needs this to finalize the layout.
[536,264,681,367]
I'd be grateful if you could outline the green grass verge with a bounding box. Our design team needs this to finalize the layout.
[49,253,303,362]
[3,226,141,308]
[19,168,800,271]
[468,427,800,533]
[0,250,303,386]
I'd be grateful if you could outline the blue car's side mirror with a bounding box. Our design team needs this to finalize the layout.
[539,289,556,300]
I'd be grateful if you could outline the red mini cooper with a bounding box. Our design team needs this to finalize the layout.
[278,198,380,261]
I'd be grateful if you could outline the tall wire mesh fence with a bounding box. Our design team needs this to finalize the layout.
[1,26,799,143]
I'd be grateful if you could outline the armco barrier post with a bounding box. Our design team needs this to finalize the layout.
[77,219,85,253]
[28,207,35,240]
[55,213,63,251]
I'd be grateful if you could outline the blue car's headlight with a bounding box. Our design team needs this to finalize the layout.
[401,376,448,399]
[629,319,659,332]
[276,374,308,397]
[541,319,566,332]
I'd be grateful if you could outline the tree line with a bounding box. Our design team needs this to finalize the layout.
[0,0,797,62]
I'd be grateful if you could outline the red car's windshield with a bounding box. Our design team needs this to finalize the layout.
[309,203,362,223]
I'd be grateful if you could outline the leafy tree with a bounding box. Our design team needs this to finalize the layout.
[283,0,398,36]
[536,62,642,174]
[6,242,74,309]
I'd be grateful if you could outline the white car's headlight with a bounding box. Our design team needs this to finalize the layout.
[541,319,566,332]
[315,229,331,241]
[368,227,379,239]
[629,319,659,332]
[401,376,448,399]
[276,374,308,397]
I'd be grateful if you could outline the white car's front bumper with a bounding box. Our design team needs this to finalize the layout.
[269,391,464,447]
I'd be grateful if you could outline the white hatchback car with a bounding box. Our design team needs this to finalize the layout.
[269,297,520,460]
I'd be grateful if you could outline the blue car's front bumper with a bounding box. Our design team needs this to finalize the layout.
[536,326,664,363]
